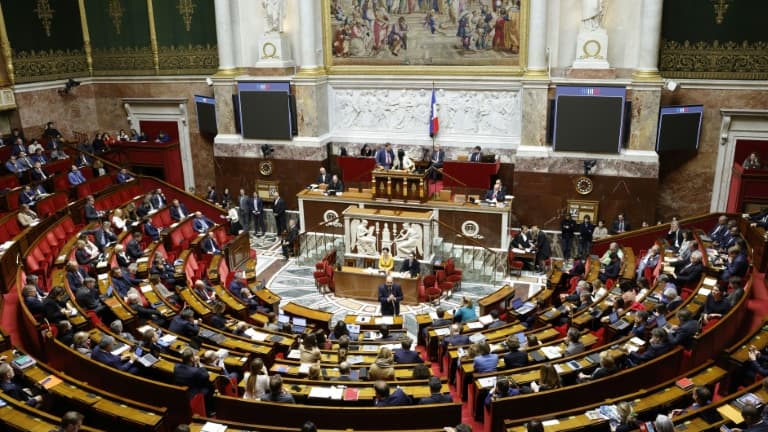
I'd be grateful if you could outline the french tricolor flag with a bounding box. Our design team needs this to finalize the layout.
[429,88,439,138]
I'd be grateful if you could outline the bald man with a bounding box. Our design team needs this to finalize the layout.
[378,275,403,316]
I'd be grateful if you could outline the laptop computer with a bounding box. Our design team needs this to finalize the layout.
[510,297,523,310]
[292,317,307,333]
[515,301,536,315]
[134,347,159,368]
[105,285,114,298]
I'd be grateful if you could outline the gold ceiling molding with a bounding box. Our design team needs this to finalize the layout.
[177,0,196,32]
[157,44,217,75]
[34,0,56,37]
[660,39,768,80]
[13,49,87,83]
[92,46,155,75]
[108,0,125,34]
[711,0,732,25]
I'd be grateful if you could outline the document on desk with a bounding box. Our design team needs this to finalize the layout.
[200,421,228,432]
[434,328,451,336]
[287,349,301,360]
[698,287,712,297]
[378,316,394,325]
[298,363,311,374]
[477,376,497,389]
[309,386,332,398]
[466,321,484,330]
[541,346,563,359]
[703,277,717,287]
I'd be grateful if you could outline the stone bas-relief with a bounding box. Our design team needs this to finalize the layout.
[332,87,521,138]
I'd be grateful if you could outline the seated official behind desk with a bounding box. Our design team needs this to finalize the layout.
[469,146,483,162]
[485,180,507,203]
[327,175,344,193]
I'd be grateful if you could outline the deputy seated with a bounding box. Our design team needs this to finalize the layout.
[91,335,140,374]
[0,362,44,407]
[327,174,344,193]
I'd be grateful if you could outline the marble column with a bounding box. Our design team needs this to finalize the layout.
[213,81,236,136]
[524,0,548,78]
[297,0,322,75]
[628,83,662,151]
[293,76,329,138]
[632,0,664,81]
[214,0,235,71]
[520,81,549,146]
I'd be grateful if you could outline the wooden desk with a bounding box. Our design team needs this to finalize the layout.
[371,168,428,201]
[282,302,333,332]
[334,266,420,305]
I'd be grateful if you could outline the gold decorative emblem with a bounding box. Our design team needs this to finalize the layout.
[34,0,56,37]
[108,0,125,34]
[177,0,197,32]
[711,0,732,24]
[581,40,603,60]
[259,160,274,176]
[262,42,278,59]
[575,176,594,195]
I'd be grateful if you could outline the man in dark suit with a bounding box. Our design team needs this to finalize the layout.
[443,324,471,385]
[174,348,212,404]
[598,253,621,282]
[721,246,749,282]
[486,309,506,329]
[170,308,201,340]
[0,363,44,407]
[673,251,704,285]
[75,277,108,319]
[667,309,698,349]
[250,191,265,235]
[531,225,551,273]
[151,189,167,209]
[316,167,329,184]
[19,185,39,208]
[169,199,189,221]
[375,142,395,169]
[427,143,445,180]
[110,266,140,298]
[485,182,505,202]
[116,168,134,184]
[83,195,105,223]
[709,215,729,245]
[393,338,423,363]
[192,212,214,234]
[561,212,576,261]
[238,189,250,234]
[273,191,286,235]
[610,213,631,234]
[378,275,403,316]
[201,231,222,255]
[374,380,412,406]
[30,161,48,181]
[628,328,672,365]
[65,261,88,290]
[469,146,482,162]
[143,217,161,242]
[750,208,768,229]
[192,280,217,304]
[666,221,683,251]
[400,252,421,277]
[327,174,344,193]
[86,221,117,252]
[502,337,528,369]
[418,377,453,404]
[333,362,356,381]
[282,218,299,259]
[126,231,144,260]
[91,335,139,373]
[511,226,532,250]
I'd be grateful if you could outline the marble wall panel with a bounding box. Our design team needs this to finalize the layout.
[521,85,549,146]
[15,85,99,138]
[629,86,662,151]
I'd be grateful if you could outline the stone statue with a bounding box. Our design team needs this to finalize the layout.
[262,0,285,34]
[581,0,605,31]
[394,223,423,258]
[353,219,377,255]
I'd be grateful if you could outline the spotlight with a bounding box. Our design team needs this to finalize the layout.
[261,144,275,159]
[664,80,680,92]
[205,77,213,87]
[58,78,81,96]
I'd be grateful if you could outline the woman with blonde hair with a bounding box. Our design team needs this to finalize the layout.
[530,364,561,392]
[300,333,321,364]
[453,296,477,323]
[243,357,270,400]
[369,346,395,380]
[308,364,323,381]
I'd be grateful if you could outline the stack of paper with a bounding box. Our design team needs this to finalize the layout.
[201,422,227,432]
[541,346,562,359]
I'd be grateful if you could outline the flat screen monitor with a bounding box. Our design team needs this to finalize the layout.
[553,86,626,154]
[656,105,704,152]
[194,95,217,134]
[237,82,292,140]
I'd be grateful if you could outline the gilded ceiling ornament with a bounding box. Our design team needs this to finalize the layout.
[711,0,732,24]
[177,0,197,32]
[108,0,125,34]
[34,0,56,37]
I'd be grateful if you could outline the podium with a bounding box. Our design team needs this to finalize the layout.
[371,169,428,202]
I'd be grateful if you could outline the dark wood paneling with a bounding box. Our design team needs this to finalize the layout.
[214,157,324,210]
[513,172,658,230]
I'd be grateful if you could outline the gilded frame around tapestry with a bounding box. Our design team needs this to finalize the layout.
[322,0,529,76]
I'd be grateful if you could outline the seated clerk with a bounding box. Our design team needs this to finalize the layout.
[326,174,344,192]
[65,261,89,291]
[473,341,499,373]
[126,231,145,261]
[484,378,522,409]
[192,280,217,304]
[419,376,453,404]
[667,309,698,349]
[672,250,704,285]
[192,211,215,234]
[628,328,672,365]
[485,182,505,202]
[115,168,134,184]
[577,352,618,383]
[22,284,45,316]
[91,335,140,374]
[174,348,213,411]
[720,245,749,283]
[316,167,329,185]
[201,231,222,255]
[373,380,411,406]
[169,308,202,341]
[393,338,424,364]
[511,225,533,250]
[261,375,296,404]
[469,145,483,162]
[68,165,87,186]
[400,252,421,277]
[0,363,44,408]
[142,217,161,242]
[502,337,528,369]
[598,253,621,283]
[169,199,189,222]
[110,266,140,299]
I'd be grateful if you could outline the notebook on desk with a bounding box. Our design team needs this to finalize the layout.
[134,347,159,367]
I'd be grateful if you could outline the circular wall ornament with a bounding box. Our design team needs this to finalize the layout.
[262,42,278,59]
[575,176,594,195]
[259,160,274,176]
[461,220,480,238]
[582,39,602,59]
